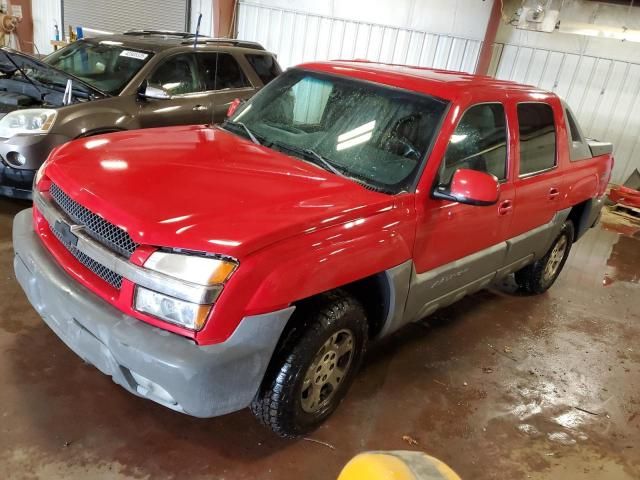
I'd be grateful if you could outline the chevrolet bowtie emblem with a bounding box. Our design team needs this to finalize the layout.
[53,220,79,247]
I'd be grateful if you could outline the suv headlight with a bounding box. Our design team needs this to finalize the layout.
[134,252,237,330]
[0,109,57,138]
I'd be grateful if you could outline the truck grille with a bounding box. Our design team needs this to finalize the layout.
[50,224,123,289]
[49,183,139,258]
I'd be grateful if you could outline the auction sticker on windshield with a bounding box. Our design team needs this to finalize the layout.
[120,50,149,60]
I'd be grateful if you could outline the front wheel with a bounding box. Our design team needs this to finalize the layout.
[514,220,574,294]
[251,291,368,438]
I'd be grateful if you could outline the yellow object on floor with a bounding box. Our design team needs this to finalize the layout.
[338,451,461,480]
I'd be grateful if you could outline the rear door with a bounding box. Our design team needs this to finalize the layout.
[196,52,258,123]
[504,99,568,264]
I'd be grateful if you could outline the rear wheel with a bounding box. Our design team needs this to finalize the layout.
[515,220,574,294]
[251,291,367,438]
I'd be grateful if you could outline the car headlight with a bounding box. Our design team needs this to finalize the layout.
[0,109,57,138]
[134,286,212,330]
[134,251,238,329]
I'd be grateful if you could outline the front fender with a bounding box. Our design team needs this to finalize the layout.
[197,204,416,344]
[50,96,139,138]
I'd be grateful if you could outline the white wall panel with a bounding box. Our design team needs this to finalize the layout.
[32,0,62,55]
[495,44,640,183]
[237,1,483,73]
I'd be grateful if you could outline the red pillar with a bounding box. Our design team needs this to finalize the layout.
[475,0,503,76]
[213,0,236,38]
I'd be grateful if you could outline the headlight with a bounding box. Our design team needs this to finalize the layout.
[0,109,57,138]
[143,251,237,285]
[134,286,211,330]
[134,251,238,329]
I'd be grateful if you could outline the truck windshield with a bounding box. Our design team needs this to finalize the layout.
[43,40,153,95]
[226,69,448,193]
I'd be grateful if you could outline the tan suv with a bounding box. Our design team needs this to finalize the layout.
[0,31,281,199]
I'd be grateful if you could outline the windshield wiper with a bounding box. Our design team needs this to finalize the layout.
[298,147,343,177]
[265,140,338,173]
[222,120,260,145]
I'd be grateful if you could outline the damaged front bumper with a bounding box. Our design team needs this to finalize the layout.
[13,208,294,417]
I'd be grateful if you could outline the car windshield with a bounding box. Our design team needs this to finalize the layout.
[43,40,153,95]
[226,69,448,193]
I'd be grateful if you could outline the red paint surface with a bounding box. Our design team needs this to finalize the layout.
[34,61,614,345]
[609,185,640,208]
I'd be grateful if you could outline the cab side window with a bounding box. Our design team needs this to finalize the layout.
[148,53,199,96]
[245,54,281,85]
[198,53,251,90]
[517,103,557,175]
[438,103,508,187]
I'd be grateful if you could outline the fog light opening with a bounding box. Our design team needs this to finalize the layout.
[6,151,26,167]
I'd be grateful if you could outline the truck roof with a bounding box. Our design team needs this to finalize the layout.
[298,60,553,101]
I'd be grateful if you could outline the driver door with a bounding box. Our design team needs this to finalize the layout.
[137,53,211,128]
[405,102,514,323]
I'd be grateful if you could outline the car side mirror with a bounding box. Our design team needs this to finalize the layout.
[142,84,171,100]
[226,97,244,118]
[433,168,500,206]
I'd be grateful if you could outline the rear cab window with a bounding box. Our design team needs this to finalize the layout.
[517,103,557,176]
[563,104,592,161]
[245,54,281,85]
[437,102,508,190]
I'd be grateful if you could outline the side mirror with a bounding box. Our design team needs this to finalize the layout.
[226,97,244,118]
[142,84,171,100]
[433,168,500,206]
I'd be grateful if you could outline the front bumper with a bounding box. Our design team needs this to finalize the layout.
[13,209,294,417]
[0,133,69,199]
[0,164,35,199]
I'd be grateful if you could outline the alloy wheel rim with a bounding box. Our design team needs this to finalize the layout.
[544,235,568,282]
[300,329,354,414]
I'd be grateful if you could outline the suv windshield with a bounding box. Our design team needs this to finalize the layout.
[43,40,153,95]
[226,69,448,193]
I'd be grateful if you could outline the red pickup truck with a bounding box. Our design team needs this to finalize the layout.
[13,61,613,437]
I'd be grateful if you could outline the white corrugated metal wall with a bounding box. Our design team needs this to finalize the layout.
[237,0,638,184]
[236,1,483,73]
[492,44,640,184]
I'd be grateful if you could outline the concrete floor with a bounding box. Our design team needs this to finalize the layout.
[0,198,638,480]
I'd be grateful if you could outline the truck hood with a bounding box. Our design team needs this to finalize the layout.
[45,125,395,258]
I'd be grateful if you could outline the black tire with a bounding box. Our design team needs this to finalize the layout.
[515,220,575,294]
[251,291,368,438]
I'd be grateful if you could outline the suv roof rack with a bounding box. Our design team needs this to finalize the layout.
[182,38,266,51]
[123,30,197,38]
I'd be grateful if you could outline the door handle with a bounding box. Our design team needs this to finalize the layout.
[498,199,513,215]
[548,187,560,200]
[192,105,207,112]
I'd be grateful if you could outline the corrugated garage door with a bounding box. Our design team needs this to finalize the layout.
[237,0,482,73]
[63,0,190,34]
[491,44,640,184]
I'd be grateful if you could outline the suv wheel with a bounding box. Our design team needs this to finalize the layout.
[251,291,367,437]
[515,220,574,294]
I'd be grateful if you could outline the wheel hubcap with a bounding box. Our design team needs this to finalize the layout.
[544,235,568,282]
[300,329,354,414]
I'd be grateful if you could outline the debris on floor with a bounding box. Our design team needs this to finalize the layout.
[402,435,420,447]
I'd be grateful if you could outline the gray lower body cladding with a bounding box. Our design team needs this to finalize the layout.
[13,209,294,417]
[379,208,571,336]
